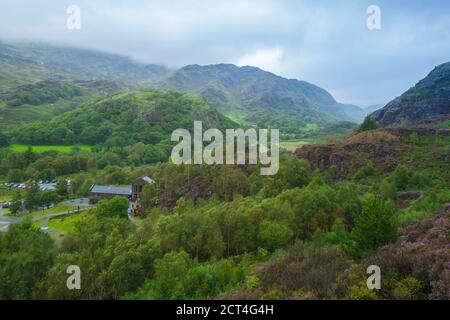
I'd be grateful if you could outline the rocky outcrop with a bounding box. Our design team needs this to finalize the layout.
[384,127,450,138]
[295,130,410,178]
[370,62,450,127]
[295,123,450,178]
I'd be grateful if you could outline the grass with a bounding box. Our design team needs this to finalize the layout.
[280,139,310,152]
[8,144,92,154]
[0,187,23,202]
[396,188,450,225]
[48,211,94,233]
[280,133,347,152]
[32,220,43,229]
[19,204,78,219]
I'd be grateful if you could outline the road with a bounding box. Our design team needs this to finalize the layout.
[0,205,93,232]
[0,205,22,231]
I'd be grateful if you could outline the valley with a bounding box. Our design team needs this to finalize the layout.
[0,41,448,301]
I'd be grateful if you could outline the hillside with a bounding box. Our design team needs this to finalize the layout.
[0,79,121,130]
[12,90,237,147]
[0,42,365,137]
[1,95,449,301]
[0,41,168,93]
[149,64,366,134]
[295,119,450,180]
[370,62,450,127]
[0,42,173,131]
[223,203,450,300]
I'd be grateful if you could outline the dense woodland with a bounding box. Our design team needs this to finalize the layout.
[1,118,449,299]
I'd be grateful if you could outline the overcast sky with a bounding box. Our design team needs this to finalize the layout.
[0,0,449,106]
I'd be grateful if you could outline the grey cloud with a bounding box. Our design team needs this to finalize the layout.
[0,0,449,106]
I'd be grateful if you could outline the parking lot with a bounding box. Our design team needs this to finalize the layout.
[2,181,58,191]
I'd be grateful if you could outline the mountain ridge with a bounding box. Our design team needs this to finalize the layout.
[0,41,169,92]
[0,41,366,136]
[148,63,366,134]
[369,62,450,127]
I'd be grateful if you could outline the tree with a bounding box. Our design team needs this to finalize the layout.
[9,192,22,215]
[24,146,36,165]
[0,222,55,299]
[52,156,78,176]
[349,193,397,257]
[38,217,144,300]
[152,251,192,299]
[39,190,59,208]
[96,196,130,218]
[357,117,378,133]
[38,168,56,182]
[0,132,9,147]
[56,179,68,197]
[128,142,146,166]
[257,220,293,251]
[70,175,85,197]
[24,183,40,212]
[139,183,159,216]
[7,169,27,182]
[278,158,312,189]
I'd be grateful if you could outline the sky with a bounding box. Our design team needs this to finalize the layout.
[0,0,449,107]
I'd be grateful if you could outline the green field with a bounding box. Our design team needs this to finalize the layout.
[15,204,79,219]
[8,144,92,154]
[280,139,310,152]
[281,131,351,152]
[48,211,95,233]
[0,187,23,202]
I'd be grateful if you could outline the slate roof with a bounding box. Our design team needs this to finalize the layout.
[90,185,132,196]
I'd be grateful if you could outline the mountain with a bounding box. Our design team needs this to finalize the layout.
[0,42,366,136]
[369,62,450,127]
[0,42,170,131]
[148,64,366,134]
[0,41,168,93]
[12,90,237,147]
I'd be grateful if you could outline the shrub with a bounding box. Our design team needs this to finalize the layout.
[357,117,378,133]
[353,161,376,181]
[390,165,430,192]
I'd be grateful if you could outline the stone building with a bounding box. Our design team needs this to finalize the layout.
[89,185,132,204]
[89,176,155,205]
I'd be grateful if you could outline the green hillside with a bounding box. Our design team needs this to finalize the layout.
[0,42,168,92]
[11,90,237,147]
[0,42,363,137]
[0,80,121,130]
[149,64,365,134]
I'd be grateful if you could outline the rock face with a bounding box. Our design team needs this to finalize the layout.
[295,130,410,178]
[370,62,450,127]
